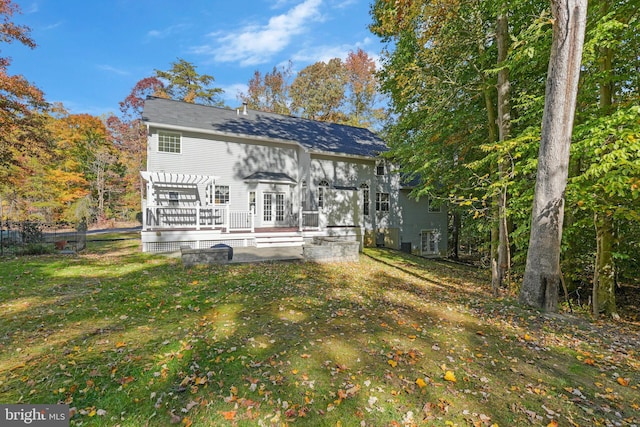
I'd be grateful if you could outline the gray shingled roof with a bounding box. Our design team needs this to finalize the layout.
[142,97,387,158]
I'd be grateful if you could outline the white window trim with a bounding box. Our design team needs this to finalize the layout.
[360,183,370,216]
[215,185,230,205]
[158,131,182,154]
[376,192,390,212]
[318,179,329,209]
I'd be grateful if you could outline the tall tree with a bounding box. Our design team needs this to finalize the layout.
[240,62,292,115]
[370,0,510,268]
[42,108,112,222]
[290,58,347,122]
[520,0,588,311]
[567,0,640,317]
[344,48,382,128]
[0,0,48,198]
[492,9,512,295]
[155,58,224,106]
[119,76,164,120]
[104,76,162,221]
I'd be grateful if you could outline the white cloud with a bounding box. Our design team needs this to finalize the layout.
[97,64,130,76]
[194,0,324,66]
[24,3,39,14]
[146,24,190,40]
[291,37,379,67]
[42,21,63,31]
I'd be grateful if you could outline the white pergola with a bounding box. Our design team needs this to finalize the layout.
[140,171,218,187]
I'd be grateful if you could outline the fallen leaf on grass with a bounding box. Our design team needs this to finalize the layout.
[221,411,236,420]
[444,371,457,383]
[118,376,135,385]
[617,377,629,386]
[388,359,398,367]
[416,378,427,388]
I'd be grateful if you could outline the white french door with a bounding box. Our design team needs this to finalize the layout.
[420,230,439,256]
[263,192,286,226]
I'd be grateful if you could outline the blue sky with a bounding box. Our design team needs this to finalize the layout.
[4,0,384,116]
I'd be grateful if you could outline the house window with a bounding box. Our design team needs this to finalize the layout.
[215,186,229,204]
[318,179,329,208]
[376,192,390,212]
[249,191,256,213]
[158,131,181,153]
[428,197,441,213]
[360,183,370,216]
[376,161,385,176]
[168,191,179,206]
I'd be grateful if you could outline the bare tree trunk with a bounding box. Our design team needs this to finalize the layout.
[591,0,618,319]
[451,210,460,260]
[495,13,512,293]
[593,212,618,318]
[520,0,588,311]
[480,65,500,295]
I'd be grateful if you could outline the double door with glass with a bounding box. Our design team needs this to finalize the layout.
[262,192,286,226]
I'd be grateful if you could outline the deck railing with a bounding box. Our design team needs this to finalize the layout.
[301,210,320,229]
[143,205,254,232]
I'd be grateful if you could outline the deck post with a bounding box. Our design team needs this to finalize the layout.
[299,207,303,231]
[250,206,255,232]
[142,200,147,231]
[196,206,200,230]
[226,204,231,232]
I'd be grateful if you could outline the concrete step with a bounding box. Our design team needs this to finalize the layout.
[255,235,304,248]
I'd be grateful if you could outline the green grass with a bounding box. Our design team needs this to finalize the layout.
[1,238,638,426]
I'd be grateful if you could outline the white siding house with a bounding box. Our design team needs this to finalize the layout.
[140,97,448,255]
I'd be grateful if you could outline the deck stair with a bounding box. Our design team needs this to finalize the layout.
[255,233,304,248]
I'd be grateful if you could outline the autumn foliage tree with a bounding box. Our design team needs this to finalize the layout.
[240,62,293,115]
[344,48,383,128]
[290,58,347,123]
[0,0,49,218]
[242,50,382,129]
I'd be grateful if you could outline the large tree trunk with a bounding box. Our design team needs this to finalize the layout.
[593,212,618,318]
[481,67,500,292]
[450,210,460,260]
[494,13,512,294]
[592,0,618,318]
[520,0,588,311]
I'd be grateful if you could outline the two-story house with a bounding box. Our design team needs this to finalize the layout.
[140,96,447,256]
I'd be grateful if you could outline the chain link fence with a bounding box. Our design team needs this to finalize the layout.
[0,220,87,256]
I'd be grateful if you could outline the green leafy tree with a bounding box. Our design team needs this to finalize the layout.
[290,58,347,122]
[564,0,640,317]
[155,58,224,106]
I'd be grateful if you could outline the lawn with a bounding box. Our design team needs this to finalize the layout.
[0,236,638,426]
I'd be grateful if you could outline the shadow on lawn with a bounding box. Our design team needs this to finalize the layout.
[0,244,638,426]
